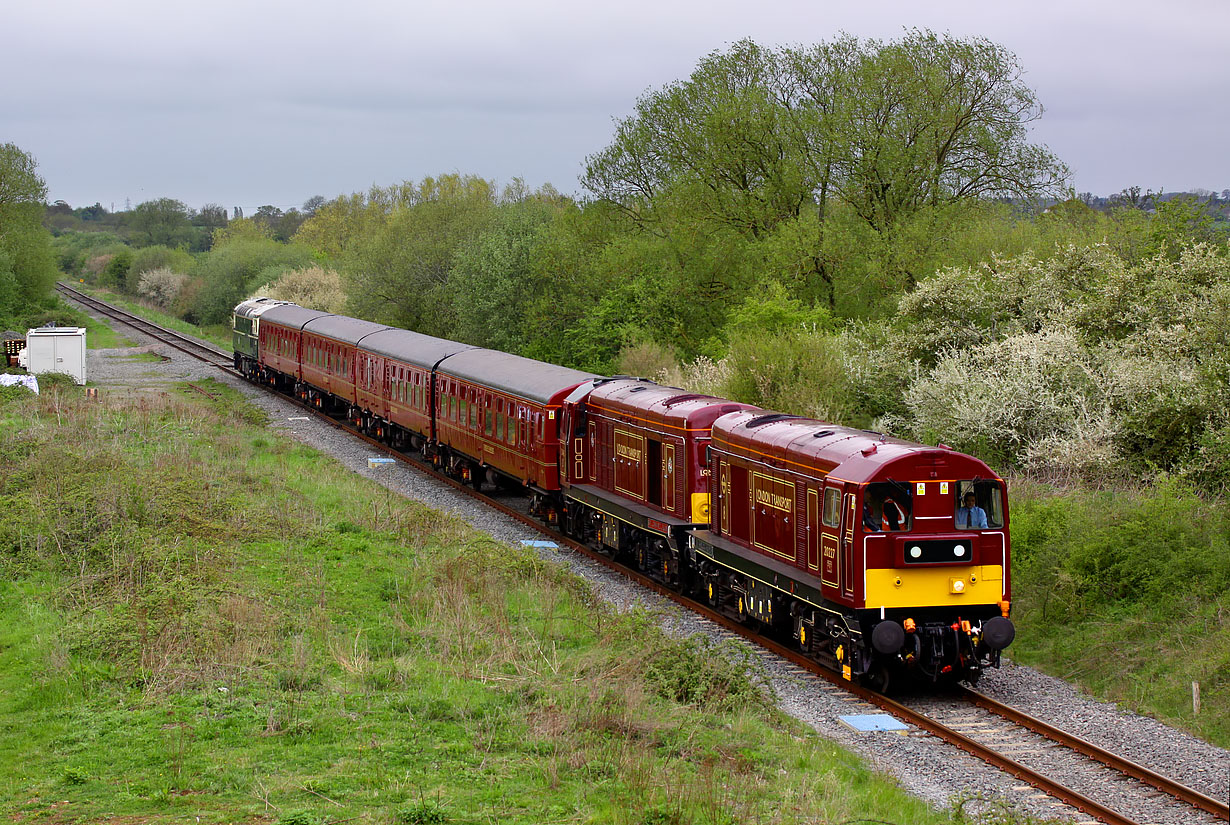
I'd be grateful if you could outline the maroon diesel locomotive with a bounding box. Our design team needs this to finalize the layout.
[233,299,1014,688]
[691,411,1013,687]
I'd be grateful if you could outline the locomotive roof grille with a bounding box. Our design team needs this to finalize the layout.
[662,393,707,406]
[746,413,804,428]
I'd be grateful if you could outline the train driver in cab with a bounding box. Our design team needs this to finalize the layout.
[957,491,989,529]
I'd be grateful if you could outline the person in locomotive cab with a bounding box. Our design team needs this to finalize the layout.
[957,491,988,529]
[881,496,907,531]
[862,500,880,531]
[863,493,907,531]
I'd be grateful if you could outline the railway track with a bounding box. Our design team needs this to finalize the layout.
[55,282,236,371]
[63,285,1230,825]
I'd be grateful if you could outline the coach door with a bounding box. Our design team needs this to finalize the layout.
[840,487,857,599]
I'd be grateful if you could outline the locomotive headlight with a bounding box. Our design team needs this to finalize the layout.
[909,545,922,559]
[950,578,966,594]
[953,544,966,558]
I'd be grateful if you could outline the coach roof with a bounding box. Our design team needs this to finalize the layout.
[359,328,476,369]
[439,349,599,404]
[303,314,392,346]
[260,304,333,330]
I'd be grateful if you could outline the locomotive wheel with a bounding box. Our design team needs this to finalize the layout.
[798,623,809,652]
[862,664,892,694]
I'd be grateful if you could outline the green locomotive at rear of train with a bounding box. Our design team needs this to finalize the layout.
[233,298,1014,690]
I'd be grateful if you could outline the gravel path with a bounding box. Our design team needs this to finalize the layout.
[76,313,1230,825]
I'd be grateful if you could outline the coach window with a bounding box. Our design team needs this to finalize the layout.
[496,413,505,441]
[485,409,494,437]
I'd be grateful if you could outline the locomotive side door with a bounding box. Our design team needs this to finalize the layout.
[840,486,858,599]
[719,460,731,534]
[806,488,820,572]
[662,443,676,513]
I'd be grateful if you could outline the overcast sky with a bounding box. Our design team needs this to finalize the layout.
[4,0,1227,213]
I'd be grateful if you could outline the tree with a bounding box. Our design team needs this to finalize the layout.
[583,32,1070,298]
[302,195,326,215]
[823,32,1068,238]
[582,39,812,242]
[0,143,45,211]
[196,203,228,229]
[128,198,197,248]
[318,175,500,332]
[0,143,57,316]
[447,198,563,352]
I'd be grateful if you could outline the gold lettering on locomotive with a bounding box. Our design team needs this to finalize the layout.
[615,442,643,463]
[754,488,793,512]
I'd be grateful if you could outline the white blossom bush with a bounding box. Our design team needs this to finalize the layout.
[894,245,1114,364]
[253,266,347,313]
[889,242,1229,480]
[670,355,733,398]
[903,326,1120,476]
[137,267,188,308]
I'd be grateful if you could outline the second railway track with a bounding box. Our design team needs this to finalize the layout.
[61,284,1230,825]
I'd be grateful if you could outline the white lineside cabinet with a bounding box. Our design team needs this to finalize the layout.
[21,327,87,385]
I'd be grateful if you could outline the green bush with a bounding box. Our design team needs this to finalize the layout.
[395,801,447,824]
[721,329,856,424]
[100,248,132,288]
[1012,479,1230,613]
[187,238,314,324]
[1009,479,1230,744]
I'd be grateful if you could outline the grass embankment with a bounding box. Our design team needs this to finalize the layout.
[1009,479,1230,747]
[0,379,1016,825]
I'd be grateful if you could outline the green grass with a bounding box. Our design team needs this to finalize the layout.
[81,313,136,348]
[1009,478,1230,746]
[0,379,1049,825]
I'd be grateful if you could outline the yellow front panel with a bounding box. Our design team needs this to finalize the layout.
[691,492,711,524]
[865,565,1004,609]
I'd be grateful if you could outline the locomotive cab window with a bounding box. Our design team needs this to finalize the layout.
[862,482,912,532]
[955,480,1004,529]
[822,487,841,528]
